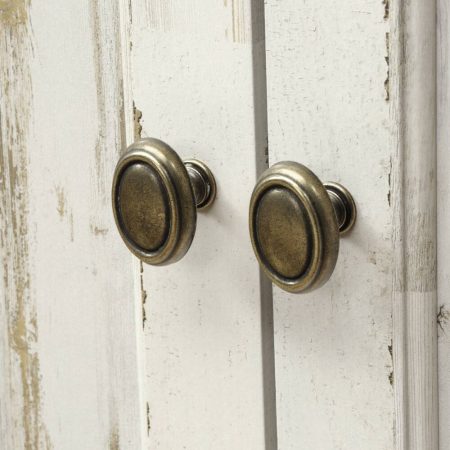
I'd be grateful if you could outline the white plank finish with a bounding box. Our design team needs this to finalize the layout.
[438,0,450,448]
[129,1,275,448]
[1,1,440,448]
[390,2,438,449]
[264,1,438,449]
[0,1,142,448]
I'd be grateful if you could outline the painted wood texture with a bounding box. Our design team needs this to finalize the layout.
[128,1,275,448]
[438,0,450,449]
[390,2,438,449]
[0,1,142,448]
[264,1,437,449]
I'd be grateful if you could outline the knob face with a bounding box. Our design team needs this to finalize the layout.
[249,162,344,293]
[117,162,170,252]
[112,138,196,266]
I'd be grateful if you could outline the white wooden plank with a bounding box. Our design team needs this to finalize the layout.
[437,0,450,448]
[0,3,37,448]
[390,1,438,450]
[0,1,143,448]
[129,1,275,448]
[390,2,438,449]
[265,0,438,449]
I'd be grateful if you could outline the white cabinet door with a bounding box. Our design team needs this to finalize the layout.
[128,1,275,448]
[264,1,439,449]
[0,1,275,449]
[1,1,444,449]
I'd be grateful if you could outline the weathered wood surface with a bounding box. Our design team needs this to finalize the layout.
[0,1,142,448]
[438,0,450,449]
[264,0,438,449]
[390,2,438,449]
[0,0,441,448]
[128,0,276,448]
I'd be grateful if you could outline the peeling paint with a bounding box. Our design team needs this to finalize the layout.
[140,261,147,329]
[108,425,120,450]
[437,305,450,335]
[146,401,151,435]
[133,103,142,140]
[387,156,392,206]
[55,185,66,218]
[55,186,74,241]
[90,3,108,198]
[388,370,394,386]
[89,1,126,198]
[388,341,393,386]
[0,1,52,447]
[0,0,28,26]
[382,0,389,20]
[90,223,109,236]
[384,33,390,101]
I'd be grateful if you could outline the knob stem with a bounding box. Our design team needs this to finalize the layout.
[328,190,347,230]
[324,182,357,235]
[184,160,217,210]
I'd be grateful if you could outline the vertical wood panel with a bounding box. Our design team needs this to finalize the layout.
[265,0,437,448]
[129,1,274,448]
[265,2,394,448]
[0,1,143,448]
[438,0,450,448]
[391,2,438,449]
[0,2,42,448]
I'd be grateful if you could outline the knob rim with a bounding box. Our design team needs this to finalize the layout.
[249,161,340,293]
[112,138,196,266]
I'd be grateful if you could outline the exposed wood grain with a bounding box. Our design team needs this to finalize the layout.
[1,1,143,448]
[390,1,438,449]
[129,0,275,448]
[0,2,51,448]
[437,0,450,448]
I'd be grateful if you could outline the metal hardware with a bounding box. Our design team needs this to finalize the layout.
[249,161,356,293]
[112,138,216,265]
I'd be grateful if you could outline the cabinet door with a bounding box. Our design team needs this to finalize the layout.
[1,1,443,449]
[128,1,275,448]
[0,1,142,449]
[264,1,438,449]
[1,1,275,449]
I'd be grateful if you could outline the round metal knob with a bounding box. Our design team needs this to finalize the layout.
[249,162,356,293]
[112,138,216,265]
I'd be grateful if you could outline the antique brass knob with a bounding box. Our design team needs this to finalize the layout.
[249,162,356,293]
[112,138,216,265]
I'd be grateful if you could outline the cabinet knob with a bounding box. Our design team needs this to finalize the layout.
[112,138,216,265]
[249,162,356,293]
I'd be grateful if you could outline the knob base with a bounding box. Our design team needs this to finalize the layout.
[184,159,217,210]
[324,182,357,235]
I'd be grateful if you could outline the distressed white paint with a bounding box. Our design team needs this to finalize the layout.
[264,1,438,449]
[1,0,441,448]
[438,0,450,449]
[390,2,438,449]
[128,1,275,448]
[0,1,142,449]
